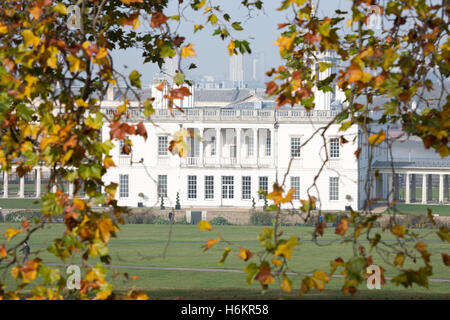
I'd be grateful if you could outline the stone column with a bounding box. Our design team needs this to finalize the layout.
[215,128,221,165]
[393,174,399,201]
[199,128,205,166]
[19,176,25,198]
[427,174,433,202]
[3,172,8,199]
[270,128,274,158]
[69,183,74,199]
[422,174,427,204]
[444,175,449,202]
[35,168,41,198]
[405,173,410,204]
[411,174,416,202]
[253,128,258,162]
[439,174,444,204]
[236,127,241,166]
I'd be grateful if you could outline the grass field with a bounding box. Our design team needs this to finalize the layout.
[383,204,450,216]
[0,223,448,299]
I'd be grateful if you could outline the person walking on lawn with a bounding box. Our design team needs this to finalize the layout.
[19,241,30,264]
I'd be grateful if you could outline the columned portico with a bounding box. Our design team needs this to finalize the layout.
[373,160,450,205]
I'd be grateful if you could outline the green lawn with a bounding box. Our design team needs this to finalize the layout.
[384,204,450,216]
[0,223,448,299]
[0,199,41,209]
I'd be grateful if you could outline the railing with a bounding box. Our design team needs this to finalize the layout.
[183,157,200,166]
[101,107,340,122]
[258,157,273,167]
[241,158,258,167]
[204,157,220,166]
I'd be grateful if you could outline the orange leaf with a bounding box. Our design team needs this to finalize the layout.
[237,248,253,261]
[198,220,212,231]
[335,218,349,236]
[203,236,221,251]
[0,244,7,259]
[150,12,169,28]
[22,220,30,230]
[255,265,274,286]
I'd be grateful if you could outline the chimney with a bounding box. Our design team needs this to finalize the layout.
[107,86,114,101]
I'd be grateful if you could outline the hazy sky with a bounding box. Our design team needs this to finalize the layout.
[111,0,354,86]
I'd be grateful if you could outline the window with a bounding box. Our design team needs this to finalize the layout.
[329,177,339,200]
[247,135,254,157]
[119,135,130,155]
[205,176,214,199]
[290,176,300,199]
[158,136,168,156]
[330,138,340,158]
[242,176,251,200]
[259,176,268,199]
[187,175,197,199]
[265,132,271,156]
[222,176,234,199]
[119,174,129,198]
[290,137,301,158]
[157,175,167,198]
[211,136,216,156]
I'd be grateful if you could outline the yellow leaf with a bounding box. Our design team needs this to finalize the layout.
[281,277,292,293]
[236,248,253,261]
[198,220,212,231]
[391,224,407,238]
[203,236,221,251]
[22,30,40,48]
[274,32,297,57]
[75,99,88,108]
[5,228,23,241]
[0,23,8,34]
[181,43,196,58]
[53,3,68,15]
[271,258,283,268]
[227,40,235,56]
[274,236,300,260]
[394,253,405,267]
[312,270,330,291]
[368,130,386,145]
[67,54,82,72]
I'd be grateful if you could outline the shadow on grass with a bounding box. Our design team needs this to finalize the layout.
[117,287,450,300]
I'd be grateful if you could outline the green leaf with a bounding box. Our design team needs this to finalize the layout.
[231,22,243,31]
[41,193,64,216]
[129,70,142,89]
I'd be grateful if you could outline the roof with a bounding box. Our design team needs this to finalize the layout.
[373,160,450,169]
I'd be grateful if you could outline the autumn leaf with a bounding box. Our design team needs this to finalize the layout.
[311,270,330,291]
[198,220,212,231]
[442,253,450,266]
[22,220,30,230]
[0,244,7,259]
[335,217,349,236]
[237,248,253,261]
[151,12,169,28]
[181,44,196,58]
[203,237,221,251]
[218,247,230,265]
[394,253,405,267]
[368,130,386,145]
[281,277,292,293]
[136,121,148,140]
[5,228,23,241]
[227,40,235,56]
[391,224,407,238]
[255,265,274,286]
[155,82,165,91]
[274,236,300,260]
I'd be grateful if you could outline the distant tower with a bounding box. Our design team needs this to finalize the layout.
[229,54,244,88]
[162,55,179,84]
[252,52,265,82]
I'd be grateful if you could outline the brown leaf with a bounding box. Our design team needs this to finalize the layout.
[265,81,278,95]
[150,12,169,28]
[136,121,147,140]
[442,253,450,266]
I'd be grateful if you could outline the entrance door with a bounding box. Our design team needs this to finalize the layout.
[191,211,202,224]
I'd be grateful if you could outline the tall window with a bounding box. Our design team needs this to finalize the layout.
[290,176,300,199]
[265,132,271,156]
[259,176,268,199]
[158,136,168,156]
[329,177,339,200]
[242,176,251,200]
[119,174,129,198]
[330,138,340,158]
[247,135,254,157]
[205,176,214,199]
[187,175,197,199]
[222,176,234,199]
[211,136,216,156]
[290,137,301,158]
[157,175,167,198]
